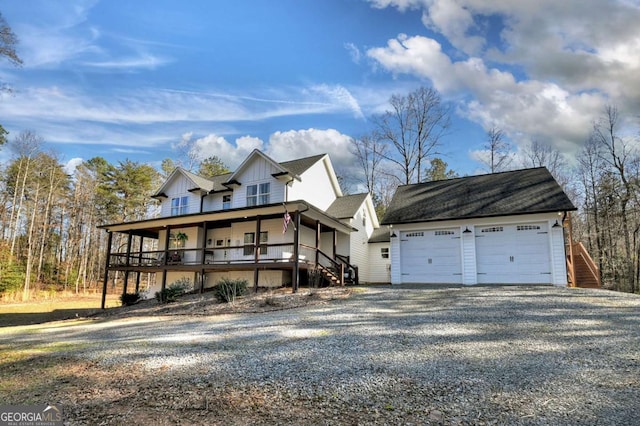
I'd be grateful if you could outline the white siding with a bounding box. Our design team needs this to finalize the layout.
[233,157,286,208]
[287,158,338,210]
[549,220,568,285]
[367,243,391,284]
[159,176,201,216]
[461,226,477,285]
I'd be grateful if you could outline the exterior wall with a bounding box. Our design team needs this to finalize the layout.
[389,212,568,286]
[204,270,290,289]
[232,157,286,209]
[367,242,391,284]
[159,175,202,216]
[287,158,338,210]
[202,191,233,212]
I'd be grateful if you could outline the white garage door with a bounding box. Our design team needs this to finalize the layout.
[400,229,462,284]
[475,223,551,284]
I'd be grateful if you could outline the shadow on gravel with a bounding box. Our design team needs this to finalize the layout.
[2,285,639,425]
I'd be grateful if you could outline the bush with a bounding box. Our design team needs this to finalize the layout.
[120,292,141,306]
[155,278,193,303]
[213,278,248,303]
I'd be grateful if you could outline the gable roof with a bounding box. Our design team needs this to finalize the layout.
[368,227,390,243]
[279,153,326,177]
[326,193,369,219]
[381,167,576,225]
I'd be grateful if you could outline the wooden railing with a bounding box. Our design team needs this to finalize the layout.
[567,242,601,288]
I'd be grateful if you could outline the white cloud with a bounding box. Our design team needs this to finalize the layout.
[365,0,640,154]
[267,128,356,174]
[64,157,84,175]
[190,134,264,169]
[344,42,362,64]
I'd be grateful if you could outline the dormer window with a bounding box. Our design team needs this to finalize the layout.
[247,182,270,206]
[223,194,231,210]
[171,196,189,216]
[362,209,367,227]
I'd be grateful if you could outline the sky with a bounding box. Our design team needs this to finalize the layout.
[1,0,640,182]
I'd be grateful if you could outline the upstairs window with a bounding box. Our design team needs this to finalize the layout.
[171,196,189,216]
[362,209,367,227]
[222,194,231,209]
[247,183,270,206]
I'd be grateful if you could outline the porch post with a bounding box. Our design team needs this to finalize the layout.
[315,220,320,265]
[292,210,301,293]
[122,232,133,297]
[254,216,261,292]
[135,236,143,293]
[101,231,113,309]
[160,227,170,299]
[332,228,337,260]
[200,221,208,293]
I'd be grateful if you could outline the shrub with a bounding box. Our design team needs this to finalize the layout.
[120,292,141,306]
[155,278,193,303]
[213,278,247,303]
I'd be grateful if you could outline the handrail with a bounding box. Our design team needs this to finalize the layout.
[315,248,344,285]
[572,242,601,287]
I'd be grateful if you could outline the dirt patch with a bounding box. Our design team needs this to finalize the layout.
[94,286,353,320]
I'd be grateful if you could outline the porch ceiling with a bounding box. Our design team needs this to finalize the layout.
[98,201,355,236]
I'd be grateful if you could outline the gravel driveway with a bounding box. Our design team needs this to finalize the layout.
[3,285,640,425]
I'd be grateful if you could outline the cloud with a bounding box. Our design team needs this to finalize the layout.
[309,84,364,119]
[365,0,640,155]
[64,157,84,175]
[344,42,362,64]
[190,134,264,169]
[267,128,356,174]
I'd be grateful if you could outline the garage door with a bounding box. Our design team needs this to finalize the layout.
[475,223,551,284]
[400,229,462,284]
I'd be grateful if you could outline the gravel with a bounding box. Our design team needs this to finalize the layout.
[3,285,640,425]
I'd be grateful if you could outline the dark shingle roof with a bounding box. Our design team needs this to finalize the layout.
[381,167,576,225]
[326,193,369,219]
[279,154,326,177]
[368,227,390,243]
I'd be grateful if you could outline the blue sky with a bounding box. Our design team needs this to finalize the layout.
[1,0,640,182]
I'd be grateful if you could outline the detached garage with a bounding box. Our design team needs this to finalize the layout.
[381,167,576,286]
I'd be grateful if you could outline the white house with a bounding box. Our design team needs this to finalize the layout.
[380,167,577,286]
[98,149,384,305]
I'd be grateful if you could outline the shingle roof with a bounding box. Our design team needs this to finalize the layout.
[368,227,390,243]
[181,169,230,192]
[381,167,576,225]
[279,154,326,177]
[326,193,369,219]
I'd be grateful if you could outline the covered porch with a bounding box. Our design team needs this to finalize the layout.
[98,202,357,308]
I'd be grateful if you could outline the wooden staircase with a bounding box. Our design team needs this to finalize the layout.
[567,242,601,288]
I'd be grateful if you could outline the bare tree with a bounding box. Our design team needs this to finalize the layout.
[521,139,569,186]
[372,86,450,184]
[480,127,512,173]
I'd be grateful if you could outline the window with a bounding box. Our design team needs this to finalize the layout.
[405,232,424,237]
[381,247,389,259]
[243,233,255,256]
[246,183,270,207]
[517,225,541,231]
[362,209,367,227]
[259,231,268,255]
[481,226,504,233]
[222,194,231,209]
[435,230,455,236]
[171,196,189,216]
[243,232,268,256]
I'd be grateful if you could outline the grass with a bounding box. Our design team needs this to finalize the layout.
[0,294,120,327]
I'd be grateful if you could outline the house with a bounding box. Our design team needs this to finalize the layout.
[380,167,578,286]
[98,150,385,307]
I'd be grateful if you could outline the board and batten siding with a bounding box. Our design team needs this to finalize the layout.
[160,176,201,216]
[389,213,568,286]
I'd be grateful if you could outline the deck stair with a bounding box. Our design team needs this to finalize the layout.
[567,242,601,288]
